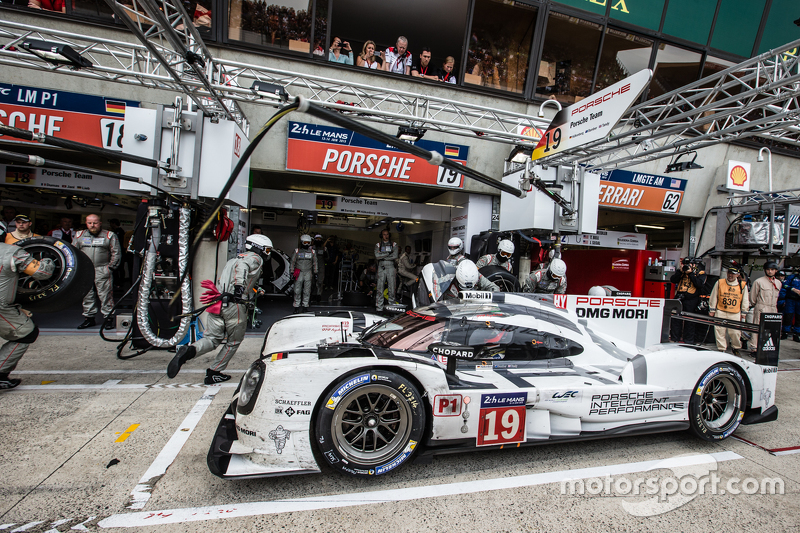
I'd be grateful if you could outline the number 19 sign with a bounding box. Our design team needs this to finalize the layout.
[477,392,527,446]
[531,69,652,162]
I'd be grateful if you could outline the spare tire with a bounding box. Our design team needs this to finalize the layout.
[479,265,520,292]
[14,236,95,312]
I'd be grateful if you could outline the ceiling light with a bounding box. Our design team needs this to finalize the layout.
[397,126,425,142]
[360,196,410,203]
[635,224,665,230]
[425,202,459,208]
[21,40,92,69]
[250,81,289,102]
[507,145,533,164]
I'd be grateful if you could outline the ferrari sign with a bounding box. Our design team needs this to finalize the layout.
[598,169,686,213]
[531,70,652,162]
[287,121,469,189]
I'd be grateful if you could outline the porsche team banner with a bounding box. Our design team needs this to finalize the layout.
[0,82,139,151]
[598,169,687,213]
[286,121,468,189]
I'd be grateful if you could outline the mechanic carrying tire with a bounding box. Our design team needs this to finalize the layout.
[168,234,271,385]
[0,222,55,390]
[479,265,520,292]
[13,236,95,313]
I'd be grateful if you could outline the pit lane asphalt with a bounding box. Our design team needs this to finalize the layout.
[1,331,798,532]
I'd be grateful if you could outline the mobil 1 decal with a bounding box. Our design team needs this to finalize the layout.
[477,392,527,446]
[531,70,652,162]
[286,121,469,188]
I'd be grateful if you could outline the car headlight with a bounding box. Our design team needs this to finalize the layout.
[237,361,265,415]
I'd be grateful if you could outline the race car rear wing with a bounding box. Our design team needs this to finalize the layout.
[668,309,781,366]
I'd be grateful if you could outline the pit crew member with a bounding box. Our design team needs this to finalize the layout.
[443,260,499,301]
[475,239,514,272]
[291,234,317,313]
[709,265,749,354]
[524,258,567,294]
[374,229,398,312]
[446,237,467,266]
[749,261,781,350]
[0,222,54,390]
[75,214,121,330]
[168,234,270,384]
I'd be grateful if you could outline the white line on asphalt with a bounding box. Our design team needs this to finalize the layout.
[127,386,223,510]
[99,451,742,528]
[10,522,43,532]
[14,370,247,374]
[12,383,237,392]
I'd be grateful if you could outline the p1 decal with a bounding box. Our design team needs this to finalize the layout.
[477,392,527,446]
[434,394,463,416]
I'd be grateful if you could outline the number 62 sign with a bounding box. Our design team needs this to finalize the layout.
[477,392,527,446]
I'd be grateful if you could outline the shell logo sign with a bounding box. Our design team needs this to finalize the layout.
[727,160,751,192]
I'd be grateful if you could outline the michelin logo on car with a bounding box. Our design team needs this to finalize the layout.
[326,373,371,410]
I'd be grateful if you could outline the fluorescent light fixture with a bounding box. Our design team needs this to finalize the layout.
[425,202,459,208]
[360,196,410,203]
[397,126,425,142]
[507,145,533,164]
[635,224,665,230]
[250,81,289,102]
[21,40,92,69]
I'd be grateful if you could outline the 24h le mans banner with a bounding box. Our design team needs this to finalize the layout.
[286,121,469,189]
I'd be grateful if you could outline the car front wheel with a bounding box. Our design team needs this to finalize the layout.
[315,370,426,477]
[689,363,746,441]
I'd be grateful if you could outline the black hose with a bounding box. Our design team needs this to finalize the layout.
[0,123,160,168]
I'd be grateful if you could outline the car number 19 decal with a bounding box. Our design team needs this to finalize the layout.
[477,392,527,446]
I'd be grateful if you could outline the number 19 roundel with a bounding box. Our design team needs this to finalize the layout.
[477,392,527,446]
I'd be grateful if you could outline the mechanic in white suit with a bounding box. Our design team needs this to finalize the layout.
[168,234,271,384]
[709,265,749,354]
[444,260,499,301]
[291,234,318,313]
[524,258,568,294]
[475,239,514,272]
[374,229,398,311]
[446,237,467,266]
[74,214,121,330]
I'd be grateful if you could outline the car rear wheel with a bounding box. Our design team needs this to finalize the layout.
[14,237,95,312]
[689,363,746,441]
[315,370,426,477]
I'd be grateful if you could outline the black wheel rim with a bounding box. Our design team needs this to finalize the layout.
[332,384,411,465]
[16,243,68,296]
[699,374,741,431]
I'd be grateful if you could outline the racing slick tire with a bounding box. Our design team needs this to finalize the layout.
[315,370,426,477]
[479,265,521,292]
[13,236,95,313]
[688,363,747,441]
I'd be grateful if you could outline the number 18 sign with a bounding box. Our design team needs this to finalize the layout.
[477,392,527,446]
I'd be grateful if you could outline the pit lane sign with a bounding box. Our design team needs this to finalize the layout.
[286,121,469,189]
[531,69,652,162]
[0,82,139,151]
[0,164,136,195]
[598,169,686,213]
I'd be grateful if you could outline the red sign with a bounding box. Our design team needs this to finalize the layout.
[477,392,527,446]
[286,121,469,189]
[434,394,462,417]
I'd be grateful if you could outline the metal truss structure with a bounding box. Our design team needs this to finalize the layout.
[0,2,799,169]
[539,39,800,172]
[0,8,549,146]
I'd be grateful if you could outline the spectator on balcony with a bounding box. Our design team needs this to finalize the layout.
[384,36,412,75]
[328,36,353,65]
[27,0,65,13]
[356,40,383,70]
[471,53,500,88]
[411,47,437,80]
[437,56,458,85]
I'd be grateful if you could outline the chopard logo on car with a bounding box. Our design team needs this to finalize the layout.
[431,345,474,358]
[326,374,371,410]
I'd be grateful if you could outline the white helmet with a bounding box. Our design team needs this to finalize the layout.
[548,248,556,260]
[497,239,514,263]
[300,234,312,245]
[245,234,273,257]
[448,237,463,256]
[456,260,480,290]
[588,286,606,296]
[549,257,567,278]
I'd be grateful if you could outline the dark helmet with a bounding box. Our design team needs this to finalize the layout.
[764,261,779,271]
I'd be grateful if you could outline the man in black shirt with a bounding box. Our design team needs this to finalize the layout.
[669,257,707,344]
[411,47,437,80]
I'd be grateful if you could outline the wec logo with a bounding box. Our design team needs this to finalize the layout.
[553,391,579,398]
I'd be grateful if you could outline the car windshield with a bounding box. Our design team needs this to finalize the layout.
[362,311,446,353]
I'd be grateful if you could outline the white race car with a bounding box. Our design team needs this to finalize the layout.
[208,293,778,479]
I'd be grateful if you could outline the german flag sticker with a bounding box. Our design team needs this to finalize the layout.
[444,146,459,157]
[106,100,126,114]
[270,352,287,361]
